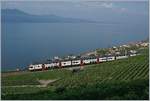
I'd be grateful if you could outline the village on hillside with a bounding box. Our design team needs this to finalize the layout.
[50,39,149,62]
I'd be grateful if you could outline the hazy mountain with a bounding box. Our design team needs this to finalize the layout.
[1,9,96,23]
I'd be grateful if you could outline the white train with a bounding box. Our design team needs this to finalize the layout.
[28,54,135,71]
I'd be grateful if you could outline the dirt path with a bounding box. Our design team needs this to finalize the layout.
[37,79,59,87]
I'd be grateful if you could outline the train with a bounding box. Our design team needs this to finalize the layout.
[28,54,136,71]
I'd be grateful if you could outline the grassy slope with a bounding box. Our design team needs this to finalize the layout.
[2,69,71,86]
[1,48,149,100]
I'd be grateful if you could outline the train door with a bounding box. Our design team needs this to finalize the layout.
[97,57,99,64]
[42,64,45,70]
[80,59,84,66]
[59,61,62,68]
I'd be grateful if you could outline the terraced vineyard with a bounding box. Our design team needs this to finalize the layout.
[53,52,149,88]
[1,48,149,100]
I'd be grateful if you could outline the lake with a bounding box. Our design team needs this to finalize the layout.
[1,22,148,71]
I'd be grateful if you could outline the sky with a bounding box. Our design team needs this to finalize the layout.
[1,1,149,22]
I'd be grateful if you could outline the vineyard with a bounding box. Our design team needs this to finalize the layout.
[1,48,149,100]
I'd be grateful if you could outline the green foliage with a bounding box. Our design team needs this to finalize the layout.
[2,69,71,86]
[2,79,149,100]
[1,49,149,100]
[96,48,108,56]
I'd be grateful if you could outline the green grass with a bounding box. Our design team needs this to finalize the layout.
[2,86,53,95]
[2,79,149,100]
[53,54,148,88]
[1,48,149,100]
[2,69,71,86]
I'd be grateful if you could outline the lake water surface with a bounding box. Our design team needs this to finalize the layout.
[2,23,148,71]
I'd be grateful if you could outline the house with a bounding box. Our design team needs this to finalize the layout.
[140,42,149,47]
[115,51,121,55]
[122,44,130,48]
[80,51,97,58]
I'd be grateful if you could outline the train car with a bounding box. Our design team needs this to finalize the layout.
[130,54,137,57]
[53,62,60,67]
[72,59,81,66]
[107,56,115,61]
[83,59,91,64]
[89,58,97,63]
[61,60,72,67]
[28,54,131,71]
[82,57,97,65]
[29,62,60,71]
[99,57,107,62]
[44,63,54,69]
[28,64,34,71]
[116,56,128,60]
[28,64,43,71]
